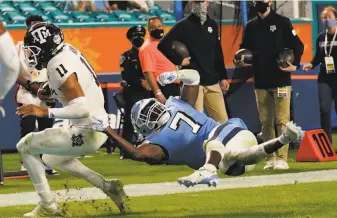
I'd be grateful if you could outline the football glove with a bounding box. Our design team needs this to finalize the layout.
[90,116,109,132]
[158,71,178,86]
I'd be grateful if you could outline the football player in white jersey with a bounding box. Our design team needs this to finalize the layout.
[16,22,129,217]
[0,19,20,117]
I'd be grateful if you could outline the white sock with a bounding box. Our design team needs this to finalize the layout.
[202,163,217,172]
[21,154,53,203]
[53,158,105,190]
[236,144,268,165]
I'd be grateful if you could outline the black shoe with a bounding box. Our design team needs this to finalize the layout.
[45,169,59,176]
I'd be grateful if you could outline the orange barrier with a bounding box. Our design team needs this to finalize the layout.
[296,129,337,162]
[8,23,313,74]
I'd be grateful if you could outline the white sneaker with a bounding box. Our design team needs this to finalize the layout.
[23,201,63,217]
[177,164,219,188]
[280,121,305,144]
[274,160,289,170]
[102,179,130,214]
[263,160,275,170]
[21,164,27,171]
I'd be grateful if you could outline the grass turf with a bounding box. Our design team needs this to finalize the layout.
[1,147,337,194]
[0,181,335,218]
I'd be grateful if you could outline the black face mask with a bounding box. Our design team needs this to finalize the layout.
[131,37,144,48]
[255,2,269,14]
[150,29,164,39]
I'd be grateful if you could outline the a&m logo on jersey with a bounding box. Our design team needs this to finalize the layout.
[31,26,51,44]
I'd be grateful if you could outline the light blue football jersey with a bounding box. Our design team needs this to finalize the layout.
[145,97,248,170]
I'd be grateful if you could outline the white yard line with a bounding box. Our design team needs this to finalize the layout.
[0,170,337,207]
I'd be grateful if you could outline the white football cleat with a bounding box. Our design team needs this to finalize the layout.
[274,160,289,170]
[263,160,275,170]
[23,201,63,217]
[279,121,304,144]
[177,164,219,188]
[102,179,130,214]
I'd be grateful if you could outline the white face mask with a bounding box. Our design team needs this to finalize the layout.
[193,3,208,24]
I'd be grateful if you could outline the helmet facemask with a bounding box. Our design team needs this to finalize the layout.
[131,99,170,136]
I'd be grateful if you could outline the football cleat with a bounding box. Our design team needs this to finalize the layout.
[177,164,219,188]
[23,201,63,217]
[102,179,130,214]
[279,121,305,145]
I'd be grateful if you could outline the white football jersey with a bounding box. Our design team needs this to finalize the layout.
[47,44,108,126]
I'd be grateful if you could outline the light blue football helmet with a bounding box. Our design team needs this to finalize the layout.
[131,98,171,136]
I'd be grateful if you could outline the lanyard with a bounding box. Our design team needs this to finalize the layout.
[324,29,337,56]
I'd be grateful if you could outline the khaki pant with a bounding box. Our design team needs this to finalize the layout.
[195,84,228,123]
[255,86,291,161]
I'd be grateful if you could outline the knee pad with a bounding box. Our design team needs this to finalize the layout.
[16,133,33,154]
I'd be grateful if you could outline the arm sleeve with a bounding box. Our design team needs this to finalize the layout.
[139,48,156,73]
[311,36,322,68]
[239,23,253,50]
[120,54,142,87]
[214,23,227,80]
[48,96,89,119]
[157,23,184,66]
[282,17,304,68]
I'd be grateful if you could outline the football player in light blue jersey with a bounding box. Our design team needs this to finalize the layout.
[91,69,304,187]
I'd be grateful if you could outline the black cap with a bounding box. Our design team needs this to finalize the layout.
[127,25,146,40]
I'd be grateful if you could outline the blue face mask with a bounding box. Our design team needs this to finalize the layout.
[324,19,337,29]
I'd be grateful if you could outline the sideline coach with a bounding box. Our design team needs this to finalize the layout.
[158,0,229,123]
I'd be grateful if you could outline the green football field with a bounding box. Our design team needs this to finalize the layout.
[0,145,336,217]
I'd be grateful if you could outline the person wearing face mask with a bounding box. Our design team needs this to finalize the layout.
[139,16,182,104]
[158,0,230,123]
[119,25,152,156]
[233,0,304,170]
[303,6,337,146]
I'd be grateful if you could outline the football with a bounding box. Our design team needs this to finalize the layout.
[234,48,254,65]
[172,41,190,58]
[278,48,295,68]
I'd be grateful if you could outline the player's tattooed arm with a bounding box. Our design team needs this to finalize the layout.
[104,127,166,162]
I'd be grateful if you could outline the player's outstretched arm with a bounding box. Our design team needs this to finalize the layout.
[90,117,166,163]
[104,127,166,162]
[158,69,200,107]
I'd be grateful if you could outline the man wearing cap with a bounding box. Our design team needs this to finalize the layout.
[119,25,152,157]
[158,0,230,123]
[233,0,304,170]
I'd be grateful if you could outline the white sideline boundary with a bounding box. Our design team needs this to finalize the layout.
[0,169,336,207]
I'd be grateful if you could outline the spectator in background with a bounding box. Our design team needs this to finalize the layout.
[15,15,58,175]
[129,0,154,12]
[158,0,229,122]
[139,16,181,103]
[119,25,152,158]
[303,6,337,144]
[65,0,96,12]
[105,0,147,12]
[234,0,304,170]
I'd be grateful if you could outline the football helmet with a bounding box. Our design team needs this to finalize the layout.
[131,98,170,136]
[23,22,64,69]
